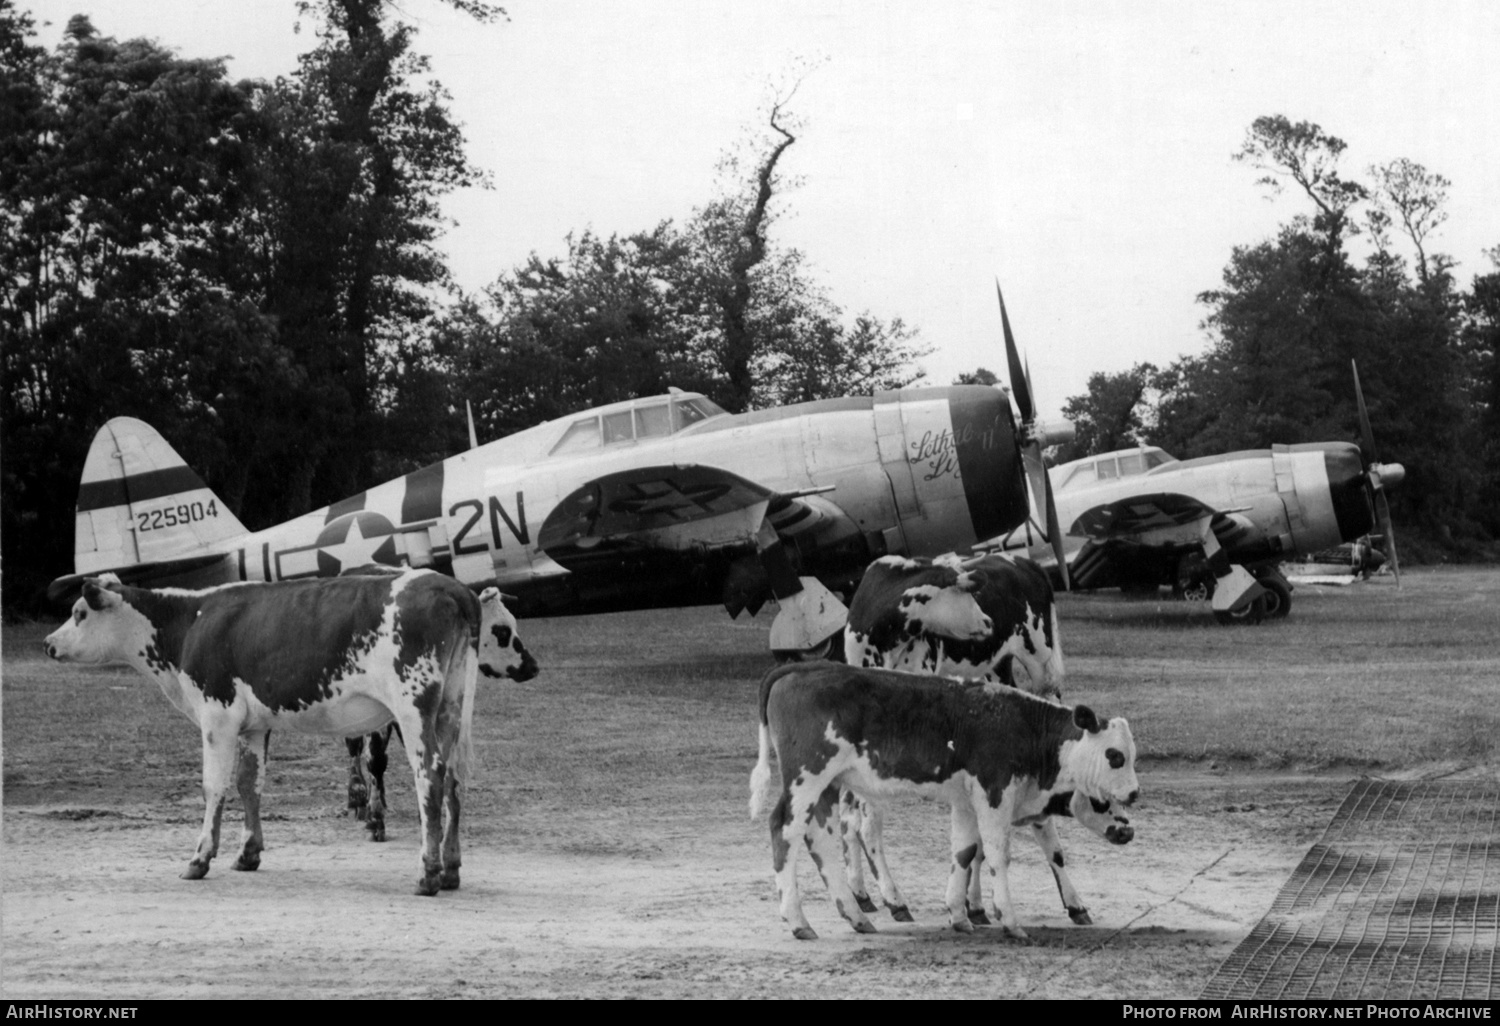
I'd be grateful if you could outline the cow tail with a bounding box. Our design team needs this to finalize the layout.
[749,723,774,819]
[443,617,478,785]
[749,663,796,819]
[1049,604,1066,688]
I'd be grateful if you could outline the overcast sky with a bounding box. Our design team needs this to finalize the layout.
[24,0,1500,421]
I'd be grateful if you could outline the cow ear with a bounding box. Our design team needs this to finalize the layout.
[1073,704,1102,734]
[82,579,122,611]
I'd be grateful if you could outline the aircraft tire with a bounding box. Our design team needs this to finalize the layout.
[1213,596,1266,626]
[1257,576,1292,619]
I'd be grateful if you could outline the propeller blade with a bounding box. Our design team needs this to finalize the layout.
[1376,490,1403,589]
[1351,359,1378,464]
[1352,360,1402,589]
[1043,467,1071,591]
[997,280,1033,424]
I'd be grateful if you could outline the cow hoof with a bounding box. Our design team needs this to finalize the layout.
[888,904,914,923]
[950,917,975,934]
[792,926,819,941]
[1003,925,1031,942]
[855,893,878,914]
[367,823,386,842]
[1068,908,1093,926]
[180,861,210,881]
[967,908,991,926]
[439,870,460,891]
[415,875,441,897]
[232,855,260,872]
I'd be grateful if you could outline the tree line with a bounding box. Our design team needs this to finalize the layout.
[1050,116,1499,563]
[0,1,926,612]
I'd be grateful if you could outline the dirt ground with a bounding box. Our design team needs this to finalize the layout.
[1,595,1491,1000]
[1,757,1377,997]
[4,770,1353,1000]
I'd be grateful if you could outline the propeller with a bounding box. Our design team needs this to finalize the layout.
[997,281,1073,590]
[1351,359,1405,588]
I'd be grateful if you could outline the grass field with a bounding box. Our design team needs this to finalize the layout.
[1,566,1495,998]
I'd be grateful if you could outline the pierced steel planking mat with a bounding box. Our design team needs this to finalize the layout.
[1201,777,1499,1000]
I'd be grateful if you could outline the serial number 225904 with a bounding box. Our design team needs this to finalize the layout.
[137,500,218,532]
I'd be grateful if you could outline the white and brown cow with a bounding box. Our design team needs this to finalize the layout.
[344,581,538,841]
[44,569,529,895]
[845,553,1063,695]
[749,661,1139,940]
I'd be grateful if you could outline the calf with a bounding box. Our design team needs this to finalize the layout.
[345,585,538,841]
[842,552,1094,923]
[45,570,521,895]
[749,662,1138,940]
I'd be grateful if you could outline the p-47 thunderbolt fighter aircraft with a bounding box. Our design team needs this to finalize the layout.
[50,291,1078,658]
[993,362,1404,623]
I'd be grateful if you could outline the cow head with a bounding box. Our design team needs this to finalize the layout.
[477,588,539,682]
[1069,790,1134,845]
[44,576,143,666]
[1060,706,1140,809]
[897,575,993,642]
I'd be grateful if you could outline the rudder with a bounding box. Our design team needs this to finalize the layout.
[74,418,247,573]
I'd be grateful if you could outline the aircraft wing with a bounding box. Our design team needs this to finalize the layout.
[537,464,778,553]
[1068,492,1219,540]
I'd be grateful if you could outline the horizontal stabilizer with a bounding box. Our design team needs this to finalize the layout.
[73,418,247,574]
[48,552,238,605]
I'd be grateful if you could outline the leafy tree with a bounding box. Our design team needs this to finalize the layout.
[1461,249,1500,537]
[240,0,496,517]
[1,12,287,609]
[445,75,929,429]
[953,367,999,386]
[1051,363,1158,464]
[1144,115,1490,557]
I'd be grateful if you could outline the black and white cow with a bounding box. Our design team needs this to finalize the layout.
[749,662,1139,940]
[841,552,1108,924]
[845,553,1064,695]
[44,569,530,895]
[343,581,539,841]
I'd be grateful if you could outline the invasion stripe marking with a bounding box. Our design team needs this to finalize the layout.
[76,467,208,512]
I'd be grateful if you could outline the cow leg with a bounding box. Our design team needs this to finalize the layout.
[803,785,876,935]
[945,799,982,933]
[772,774,873,939]
[439,769,462,891]
[345,736,368,820]
[839,790,877,913]
[232,730,270,872]
[364,727,391,843]
[769,789,817,939]
[976,794,1028,940]
[184,718,239,880]
[857,800,912,922]
[392,707,445,897]
[966,842,990,926]
[1033,818,1092,924]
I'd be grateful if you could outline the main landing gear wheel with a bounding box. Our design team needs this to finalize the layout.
[1257,576,1292,619]
[1213,596,1266,626]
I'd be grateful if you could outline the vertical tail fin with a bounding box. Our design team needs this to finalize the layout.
[74,418,246,574]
